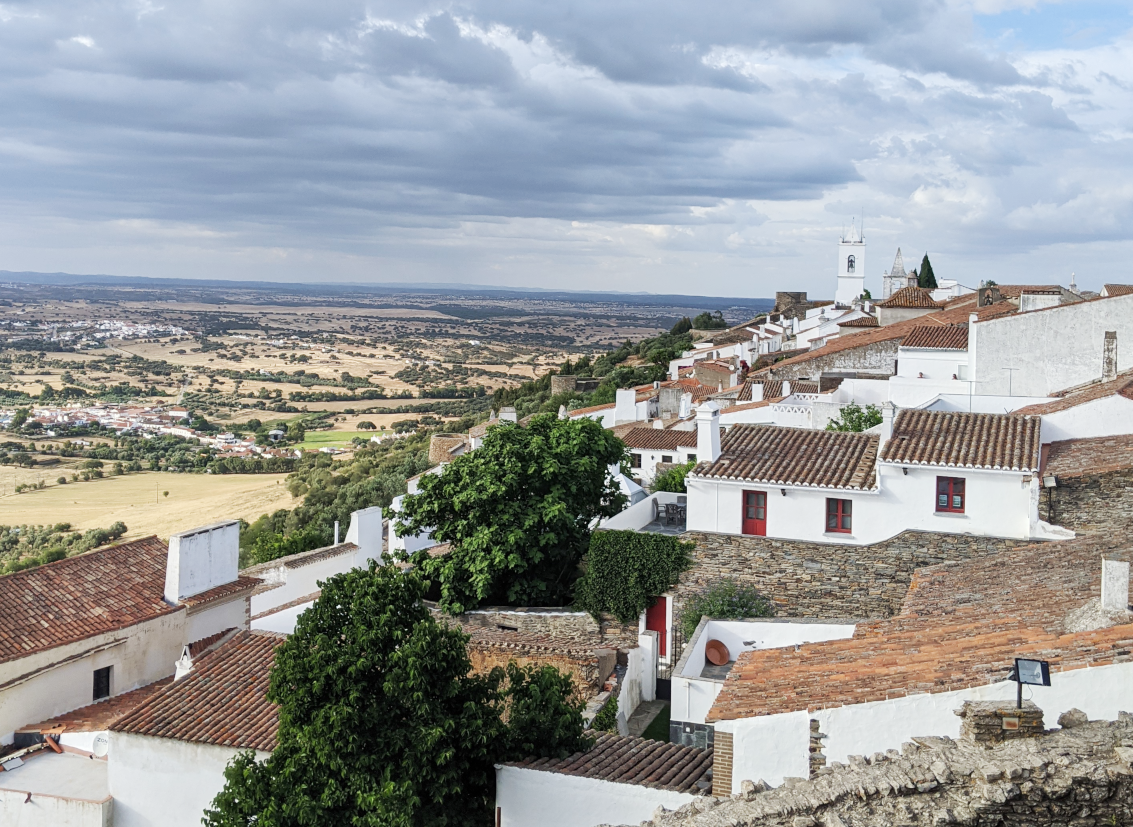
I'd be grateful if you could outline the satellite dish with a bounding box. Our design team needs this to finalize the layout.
[92,734,109,758]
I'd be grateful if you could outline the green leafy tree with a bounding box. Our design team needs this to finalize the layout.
[918,254,938,289]
[669,316,693,336]
[397,413,628,612]
[651,460,696,493]
[691,310,728,330]
[10,408,28,430]
[357,420,377,430]
[826,402,883,433]
[679,579,774,638]
[204,565,587,827]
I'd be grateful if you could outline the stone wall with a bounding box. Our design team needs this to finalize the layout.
[1043,467,1133,534]
[466,633,603,698]
[436,603,640,648]
[677,530,1026,620]
[764,338,899,381]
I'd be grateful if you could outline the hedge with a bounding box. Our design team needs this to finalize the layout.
[573,529,692,623]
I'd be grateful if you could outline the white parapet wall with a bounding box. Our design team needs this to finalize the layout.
[165,521,240,603]
[0,788,111,827]
[495,766,700,827]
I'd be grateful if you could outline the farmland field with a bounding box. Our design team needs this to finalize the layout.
[0,470,295,541]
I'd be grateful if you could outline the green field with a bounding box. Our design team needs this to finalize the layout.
[294,430,386,449]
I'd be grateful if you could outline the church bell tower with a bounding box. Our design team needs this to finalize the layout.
[835,219,866,306]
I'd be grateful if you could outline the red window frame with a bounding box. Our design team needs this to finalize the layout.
[936,477,965,513]
[826,498,852,533]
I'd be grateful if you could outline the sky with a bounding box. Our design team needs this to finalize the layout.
[0,0,1130,298]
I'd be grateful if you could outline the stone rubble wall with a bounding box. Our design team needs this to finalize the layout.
[677,530,1025,621]
[622,713,1133,827]
[1043,467,1133,534]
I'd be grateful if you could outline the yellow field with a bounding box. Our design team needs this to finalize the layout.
[0,470,296,541]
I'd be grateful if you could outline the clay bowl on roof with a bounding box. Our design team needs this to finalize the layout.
[705,639,730,666]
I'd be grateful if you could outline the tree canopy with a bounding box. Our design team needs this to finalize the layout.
[691,310,728,330]
[204,564,589,827]
[826,402,883,433]
[397,413,628,612]
[918,254,938,289]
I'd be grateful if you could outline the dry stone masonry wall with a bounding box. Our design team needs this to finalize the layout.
[677,530,1024,620]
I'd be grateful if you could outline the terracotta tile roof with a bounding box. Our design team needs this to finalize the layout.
[621,428,697,452]
[879,409,1040,472]
[18,678,174,735]
[874,287,944,309]
[707,614,1133,721]
[996,284,1061,298]
[697,360,735,372]
[509,733,712,794]
[899,326,969,350]
[719,399,775,415]
[1104,284,1133,297]
[693,425,878,490]
[784,380,820,395]
[1044,434,1133,478]
[1013,372,1133,416]
[279,542,357,570]
[0,536,178,666]
[570,402,615,416]
[838,315,879,328]
[758,300,1015,375]
[112,631,282,751]
[181,576,260,607]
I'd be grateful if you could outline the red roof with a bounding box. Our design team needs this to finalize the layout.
[879,409,1041,472]
[113,631,283,751]
[1013,372,1133,416]
[899,326,969,350]
[1104,284,1133,297]
[1044,433,1133,479]
[838,315,879,328]
[875,287,944,309]
[0,537,177,666]
[509,733,712,794]
[694,425,878,490]
[620,428,697,451]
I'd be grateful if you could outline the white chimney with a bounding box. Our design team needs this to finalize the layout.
[678,392,692,419]
[1103,331,1118,382]
[1102,558,1129,613]
[174,645,193,681]
[499,407,518,424]
[345,506,384,564]
[751,383,764,403]
[696,401,721,463]
[781,380,791,396]
[614,388,637,423]
[879,402,895,444]
[164,521,240,604]
[333,521,339,545]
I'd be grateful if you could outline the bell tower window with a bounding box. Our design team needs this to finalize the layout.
[846,255,856,273]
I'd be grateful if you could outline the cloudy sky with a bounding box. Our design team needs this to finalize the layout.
[0,0,1130,297]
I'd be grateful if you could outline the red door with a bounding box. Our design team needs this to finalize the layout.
[645,596,668,657]
[742,491,767,536]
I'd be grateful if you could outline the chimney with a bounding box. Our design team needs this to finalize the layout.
[678,392,692,419]
[751,383,764,403]
[1103,331,1118,382]
[614,388,637,423]
[879,402,895,444]
[174,645,193,681]
[781,380,791,396]
[1102,558,1130,613]
[499,407,518,424]
[345,506,384,563]
[164,521,240,604]
[696,401,721,463]
[334,521,340,545]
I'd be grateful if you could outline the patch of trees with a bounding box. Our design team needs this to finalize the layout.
[205,566,588,826]
[0,521,128,575]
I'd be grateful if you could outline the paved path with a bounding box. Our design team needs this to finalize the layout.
[627,699,668,738]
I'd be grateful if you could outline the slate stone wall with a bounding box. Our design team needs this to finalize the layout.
[677,529,1026,621]
[1043,467,1133,533]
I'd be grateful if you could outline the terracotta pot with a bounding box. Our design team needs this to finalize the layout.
[705,639,730,666]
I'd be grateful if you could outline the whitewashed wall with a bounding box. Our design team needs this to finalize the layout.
[600,492,684,531]
[720,660,1133,792]
[686,464,1036,545]
[185,597,248,644]
[0,787,110,827]
[108,732,270,827]
[895,347,969,381]
[672,621,856,725]
[922,394,1050,414]
[970,293,1133,397]
[495,766,700,827]
[247,548,361,618]
[0,613,185,744]
[1039,395,1133,443]
[629,446,697,484]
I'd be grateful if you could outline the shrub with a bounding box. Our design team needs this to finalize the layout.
[590,696,618,733]
[651,460,696,493]
[573,530,692,623]
[679,579,774,638]
[826,402,882,433]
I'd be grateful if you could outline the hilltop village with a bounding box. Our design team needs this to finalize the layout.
[5,233,1133,827]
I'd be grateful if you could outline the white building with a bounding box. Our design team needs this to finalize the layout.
[835,221,865,307]
[621,427,698,485]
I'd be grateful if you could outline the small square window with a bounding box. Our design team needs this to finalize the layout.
[826,498,852,533]
[661,455,673,464]
[630,454,642,469]
[936,477,965,513]
[687,453,696,463]
[93,666,112,701]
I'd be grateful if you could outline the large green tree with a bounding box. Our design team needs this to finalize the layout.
[397,413,627,612]
[918,254,938,289]
[204,564,588,827]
